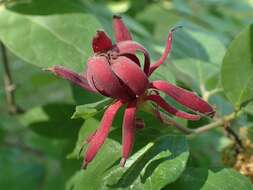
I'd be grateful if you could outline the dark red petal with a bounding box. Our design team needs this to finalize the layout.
[45,66,97,93]
[83,100,124,169]
[120,100,137,167]
[122,54,140,67]
[145,95,201,120]
[86,56,133,100]
[111,56,149,96]
[115,41,150,75]
[113,15,132,42]
[150,81,215,117]
[149,26,182,76]
[92,30,113,53]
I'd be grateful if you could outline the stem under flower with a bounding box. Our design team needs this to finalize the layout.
[149,105,241,136]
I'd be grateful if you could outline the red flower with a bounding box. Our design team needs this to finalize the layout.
[46,16,215,169]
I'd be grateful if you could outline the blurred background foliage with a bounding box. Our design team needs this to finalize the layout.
[0,0,253,189]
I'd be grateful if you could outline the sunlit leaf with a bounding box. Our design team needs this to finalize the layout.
[221,25,253,108]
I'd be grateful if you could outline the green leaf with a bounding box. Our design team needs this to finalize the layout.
[102,135,189,190]
[19,103,82,138]
[166,168,253,190]
[221,25,253,108]
[172,58,220,89]
[71,98,113,120]
[0,10,101,72]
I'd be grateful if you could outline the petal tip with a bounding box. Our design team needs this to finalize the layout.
[120,158,126,167]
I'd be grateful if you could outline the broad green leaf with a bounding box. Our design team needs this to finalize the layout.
[167,168,253,190]
[172,58,219,89]
[19,103,82,138]
[72,98,113,120]
[221,25,253,108]
[0,10,101,72]
[102,135,189,190]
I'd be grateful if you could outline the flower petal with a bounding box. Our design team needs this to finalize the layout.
[149,26,182,76]
[115,41,150,75]
[145,95,201,120]
[92,30,113,53]
[45,66,97,92]
[111,56,149,96]
[150,81,215,117]
[120,100,137,167]
[113,15,132,42]
[83,100,124,169]
[86,56,133,100]
[122,54,140,67]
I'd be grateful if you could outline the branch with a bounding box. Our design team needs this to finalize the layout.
[159,111,238,135]
[1,42,23,114]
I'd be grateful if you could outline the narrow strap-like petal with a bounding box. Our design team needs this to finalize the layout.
[86,56,133,100]
[150,81,215,117]
[115,41,150,75]
[145,95,200,120]
[113,15,132,42]
[45,66,97,93]
[148,26,182,76]
[83,100,124,169]
[120,100,137,167]
[92,30,113,53]
[111,56,149,96]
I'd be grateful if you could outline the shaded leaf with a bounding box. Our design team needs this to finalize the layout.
[19,103,82,138]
